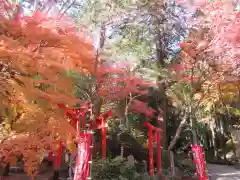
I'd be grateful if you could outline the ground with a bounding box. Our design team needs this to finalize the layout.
[1,164,240,179]
[207,164,240,180]
[0,173,52,180]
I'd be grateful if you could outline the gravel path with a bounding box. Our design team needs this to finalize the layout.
[2,163,240,180]
[0,173,51,180]
[0,172,70,180]
[207,164,240,180]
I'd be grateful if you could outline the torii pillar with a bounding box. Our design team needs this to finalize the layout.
[93,110,112,160]
[144,122,162,177]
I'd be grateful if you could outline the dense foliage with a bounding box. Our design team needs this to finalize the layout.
[0,0,239,179]
[0,8,97,176]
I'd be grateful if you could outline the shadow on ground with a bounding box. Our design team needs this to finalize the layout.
[208,164,240,180]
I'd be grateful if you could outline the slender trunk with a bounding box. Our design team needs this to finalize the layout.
[190,119,198,145]
[143,160,148,173]
[124,95,135,130]
[92,26,105,118]
[59,0,70,13]
[120,145,124,158]
[168,114,187,178]
[91,26,105,165]
[170,151,175,177]
[160,95,168,149]
[207,130,212,160]
[168,114,188,151]
[220,118,227,160]
[230,133,237,156]
[218,85,229,160]
[124,98,129,130]
[210,123,217,160]
[59,0,77,19]
[155,28,167,150]
[40,0,56,14]
[2,162,10,176]
[53,170,59,180]
[189,106,198,145]
[204,125,209,160]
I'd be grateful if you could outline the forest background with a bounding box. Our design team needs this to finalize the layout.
[0,0,240,179]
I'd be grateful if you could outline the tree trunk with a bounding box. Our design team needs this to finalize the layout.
[2,163,10,176]
[230,133,237,156]
[155,28,167,150]
[210,123,217,160]
[170,151,175,177]
[168,114,188,151]
[53,170,59,180]
[120,145,124,158]
[220,118,227,160]
[191,119,198,145]
[204,125,210,160]
[189,106,198,145]
[92,25,106,119]
[167,114,187,176]
[160,94,168,150]
[59,0,77,19]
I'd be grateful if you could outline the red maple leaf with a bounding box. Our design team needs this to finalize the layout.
[168,65,185,71]
[182,76,199,83]
[129,100,155,118]
[97,65,151,100]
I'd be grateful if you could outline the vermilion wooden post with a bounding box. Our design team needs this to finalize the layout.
[48,152,53,161]
[53,141,63,180]
[144,122,154,176]
[144,122,162,177]
[156,130,162,175]
[101,117,107,160]
[148,128,154,176]
[54,142,63,169]
[95,110,112,160]
[87,132,92,178]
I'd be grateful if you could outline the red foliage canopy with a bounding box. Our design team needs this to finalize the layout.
[97,65,151,100]
[0,6,96,176]
[129,100,155,118]
[97,65,155,117]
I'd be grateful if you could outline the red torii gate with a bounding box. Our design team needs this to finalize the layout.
[93,110,112,160]
[144,121,162,177]
[51,104,90,173]
[57,103,112,158]
[50,104,164,179]
[49,104,112,180]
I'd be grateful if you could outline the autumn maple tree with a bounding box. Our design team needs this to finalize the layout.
[177,0,240,110]
[0,6,97,176]
[1,0,238,178]
[97,65,154,118]
[0,1,156,176]
[167,0,240,152]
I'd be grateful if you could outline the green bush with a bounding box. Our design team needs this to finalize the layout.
[92,156,141,180]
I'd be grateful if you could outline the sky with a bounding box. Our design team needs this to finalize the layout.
[18,0,192,60]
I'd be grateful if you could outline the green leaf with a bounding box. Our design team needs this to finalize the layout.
[120,166,127,174]
[32,74,41,79]
[229,107,240,116]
